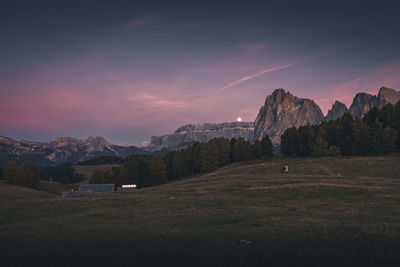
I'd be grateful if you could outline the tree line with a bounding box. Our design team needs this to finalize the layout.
[39,163,85,184]
[1,161,40,188]
[0,161,85,187]
[76,156,124,165]
[90,136,273,188]
[280,101,400,156]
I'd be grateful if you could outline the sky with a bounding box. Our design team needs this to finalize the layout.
[1,0,400,146]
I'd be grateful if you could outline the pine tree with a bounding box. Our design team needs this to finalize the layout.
[190,142,202,174]
[378,104,394,128]
[4,161,18,184]
[260,135,273,158]
[363,106,380,125]
[15,162,40,188]
[254,135,273,158]
[135,157,151,188]
[252,139,262,159]
[341,133,355,156]
[171,150,188,179]
[312,135,329,157]
[297,125,316,156]
[214,138,231,166]
[110,166,130,187]
[199,142,218,172]
[39,162,84,184]
[89,169,109,184]
[280,128,299,156]
[164,151,175,180]
[231,137,253,162]
[351,117,370,155]
[150,156,168,185]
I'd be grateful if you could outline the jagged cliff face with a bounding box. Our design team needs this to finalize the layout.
[0,136,146,166]
[326,101,349,121]
[254,89,325,145]
[146,122,254,151]
[349,87,400,118]
[349,93,378,118]
[377,87,400,107]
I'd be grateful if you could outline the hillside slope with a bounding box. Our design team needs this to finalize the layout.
[1,156,400,266]
[0,182,55,201]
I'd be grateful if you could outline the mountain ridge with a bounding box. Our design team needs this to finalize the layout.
[1,87,399,164]
[0,136,147,166]
[145,122,254,152]
[348,87,400,118]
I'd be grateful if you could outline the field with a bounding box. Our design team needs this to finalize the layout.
[72,164,119,180]
[1,156,400,266]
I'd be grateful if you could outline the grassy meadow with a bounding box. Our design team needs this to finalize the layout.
[72,164,120,180]
[1,156,400,266]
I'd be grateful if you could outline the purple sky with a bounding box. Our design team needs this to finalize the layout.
[1,1,400,145]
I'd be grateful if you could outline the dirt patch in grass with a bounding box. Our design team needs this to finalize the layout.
[247,182,385,191]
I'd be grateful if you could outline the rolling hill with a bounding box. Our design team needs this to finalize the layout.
[1,156,400,266]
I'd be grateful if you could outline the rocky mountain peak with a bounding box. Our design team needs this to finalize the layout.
[377,87,400,106]
[82,136,108,147]
[174,122,254,134]
[0,136,146,166]
[349,92,377,118]
[271,88,291,101]
[254,89,325,145]
[354,92,374,101]
[74,136,113,153]
[326,101,349,121]
[83,136,107,142]
[147,122,255,151]
[349,87,400,118]
[0,136,13,143]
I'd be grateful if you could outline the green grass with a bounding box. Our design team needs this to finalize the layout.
[1,156,400,266]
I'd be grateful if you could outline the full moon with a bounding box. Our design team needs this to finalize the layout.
[237,117,242,122]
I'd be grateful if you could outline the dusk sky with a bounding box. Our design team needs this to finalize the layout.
[1,0,400,146]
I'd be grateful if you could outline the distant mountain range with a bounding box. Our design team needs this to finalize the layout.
[149,87,400,149]
[1,87,399,165]
[0,136,147,166]
[145,122,254,152]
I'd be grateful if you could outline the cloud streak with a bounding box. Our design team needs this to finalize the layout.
[220,62,298,90]
[126,92,189,113]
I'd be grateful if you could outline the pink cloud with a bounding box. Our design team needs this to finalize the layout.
[220,59,304,90]
[125,92,189,113]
